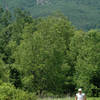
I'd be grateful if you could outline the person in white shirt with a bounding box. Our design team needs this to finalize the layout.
[75,88,86,100]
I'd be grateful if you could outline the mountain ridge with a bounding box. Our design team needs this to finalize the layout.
[0,0,100,30]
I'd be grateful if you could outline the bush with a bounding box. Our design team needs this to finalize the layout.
[0,82,36,100]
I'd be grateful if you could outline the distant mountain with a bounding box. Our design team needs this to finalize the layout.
[0,0,100,30]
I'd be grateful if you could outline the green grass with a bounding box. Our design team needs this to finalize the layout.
[38,97,100,100]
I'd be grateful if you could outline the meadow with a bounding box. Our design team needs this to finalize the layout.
[38,97,100,100]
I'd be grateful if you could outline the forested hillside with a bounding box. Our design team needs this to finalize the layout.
[0,7,100,99]
[0,0,100,30]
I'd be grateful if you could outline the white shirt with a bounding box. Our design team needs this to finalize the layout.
[76,93,85,100]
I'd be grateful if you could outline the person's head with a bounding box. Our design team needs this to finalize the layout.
[78,88,82,94]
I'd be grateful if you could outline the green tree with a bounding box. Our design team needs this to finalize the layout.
[0,59,9,82]
[12,16,74,94]
[69,30,100,96]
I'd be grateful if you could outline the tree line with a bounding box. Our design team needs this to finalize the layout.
[0,7,100,99]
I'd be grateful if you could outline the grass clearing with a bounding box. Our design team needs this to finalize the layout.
[38,97,100,100]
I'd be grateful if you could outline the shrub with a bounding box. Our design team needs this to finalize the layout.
[0,82,36,100]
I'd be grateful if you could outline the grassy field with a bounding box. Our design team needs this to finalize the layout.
[38,97,100,100]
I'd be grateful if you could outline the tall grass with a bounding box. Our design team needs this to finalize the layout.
[38,97,100,100]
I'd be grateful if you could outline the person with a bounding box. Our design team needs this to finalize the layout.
[75,88,86,100]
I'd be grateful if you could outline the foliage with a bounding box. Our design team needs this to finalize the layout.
[12,16,74,94]
[68,30,100,96]
[0,81,36,100]
[0,7,100,97]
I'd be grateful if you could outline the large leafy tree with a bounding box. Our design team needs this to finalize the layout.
[69,30,100,96]
[12,16,74,94]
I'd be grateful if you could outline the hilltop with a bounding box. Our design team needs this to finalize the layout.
[0,0,100,30]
